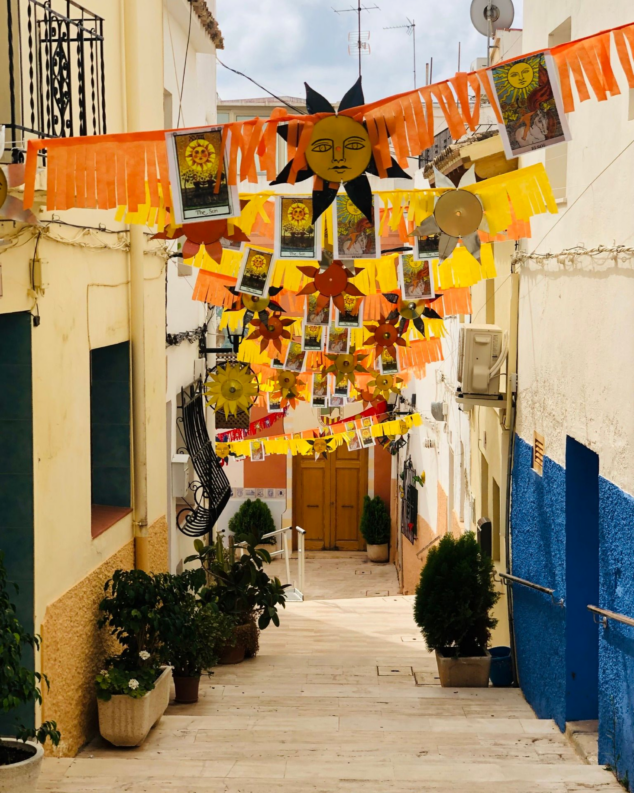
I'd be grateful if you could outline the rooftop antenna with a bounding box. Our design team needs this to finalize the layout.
[333,2,380,79]
[384,17,416,89]
[470,0,515,65]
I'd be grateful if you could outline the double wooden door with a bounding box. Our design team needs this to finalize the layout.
[293,444,368,550]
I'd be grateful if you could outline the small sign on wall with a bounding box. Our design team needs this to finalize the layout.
[231,488,287,500]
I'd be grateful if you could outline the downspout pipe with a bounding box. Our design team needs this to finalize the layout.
[123,0,164,570]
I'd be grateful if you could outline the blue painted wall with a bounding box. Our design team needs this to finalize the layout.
[510,435,567,729]
[598,478,634,784]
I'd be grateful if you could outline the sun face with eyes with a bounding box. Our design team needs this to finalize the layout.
[305,115,372,184]
[508,62,535,89]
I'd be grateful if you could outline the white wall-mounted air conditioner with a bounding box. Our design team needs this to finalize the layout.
[456,324,508,409]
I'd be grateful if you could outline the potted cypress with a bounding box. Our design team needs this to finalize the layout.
[229,498,276,542]
[95,570,173,747]
[414,532,500,687]
[0,553,60,792]
[360,495,391,562]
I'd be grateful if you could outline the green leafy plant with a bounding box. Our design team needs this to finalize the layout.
[95,665,159,702]
[414,532,500,657]
[228,498,276,544]
[186,531,287,630]
[359,495,391,546]
[0,552,60,757]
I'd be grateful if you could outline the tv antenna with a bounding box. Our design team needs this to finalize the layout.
[470,0,515,65]
[333,2,380,78]
[384,17,416,89]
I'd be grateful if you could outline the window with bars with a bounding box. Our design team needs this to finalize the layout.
[532,432,545,476]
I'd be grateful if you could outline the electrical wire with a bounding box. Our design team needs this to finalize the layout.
[176,1,194,128]
[216,57,306,115]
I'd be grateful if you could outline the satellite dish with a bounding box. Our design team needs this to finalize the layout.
[470,0,514,37]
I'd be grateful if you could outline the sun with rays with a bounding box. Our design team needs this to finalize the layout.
[493,55,541,106]
[272,77,411,223]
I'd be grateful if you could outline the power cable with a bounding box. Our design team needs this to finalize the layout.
[216,57,306,115]
[176,1,194,128]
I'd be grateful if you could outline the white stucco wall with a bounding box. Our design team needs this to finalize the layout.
[516,1,634,496]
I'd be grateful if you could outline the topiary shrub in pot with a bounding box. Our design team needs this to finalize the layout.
[0,552,60,793]
[229,498,276,545]
[414,531,500,687]
[360,495,391,562]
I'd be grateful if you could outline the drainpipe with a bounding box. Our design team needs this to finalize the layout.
[123,0,164,571]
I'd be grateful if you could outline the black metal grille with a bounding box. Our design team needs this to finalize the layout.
[176,379,232,538]
[2,0,106,161]
[400,457,418,544]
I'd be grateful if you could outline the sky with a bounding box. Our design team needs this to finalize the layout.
[215,0,524,106]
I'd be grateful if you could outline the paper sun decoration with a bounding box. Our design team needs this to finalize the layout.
[413,166,486,263]
[274,370,306,410]
[272,77,410,223]
[384,294,443,337]
[204,363,259,418]
[225,286,285,325]
[368,373,404,400]
[297,258,364,312]
[310,437,336,459]
[364,315,408,359]
[325,349,368,386]
[246,314,295,354]
[154,218,249,264]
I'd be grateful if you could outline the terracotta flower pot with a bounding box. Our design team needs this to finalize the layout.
[173,675,201,703]
[0,739,43,793]
[218,622,252,665]
[367,543,389,563]
[435,648,492,687]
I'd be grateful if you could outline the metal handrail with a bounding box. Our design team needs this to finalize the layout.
[235,525,306,601]
[499,572,565,608]
[588,605,634,629]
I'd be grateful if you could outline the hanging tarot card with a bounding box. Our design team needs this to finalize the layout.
[304,292,330,326]
[284,341,306,374]
[326,324,350,355]
[333,377,350,398]
[267,392,283,413]
[359,426,375,448]
[379,347,400,375]
[335,296,364,328]
[270,355,285,370]
[333,195,380,260]
[236,246,275,297]
[301,321,325,352]
[311,373,329,408]
[166,126,239,224]
[274,196,322,260]
[329,395,345,407]
[399,254,435,301]
[487,51,571,159]
[249,441,266,462]
[346,430,362,452]
[414,233,440,262]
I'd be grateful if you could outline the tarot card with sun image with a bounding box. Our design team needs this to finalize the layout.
[311,373,329,408]
[379,347,400,376]
[304,292,330,326]
[236,246,275,297]
[267,392,283,412]
[333,376,350,398]
[487,51,570,159]
[414,233,440,262]
[274,196,321,260]
[301,322,325,352]
[333,195,380,260]
[166,126,239,224]
[399,254,435,301]
[335,295,364,328]
[327,324,350,355]
[284,341,307,374]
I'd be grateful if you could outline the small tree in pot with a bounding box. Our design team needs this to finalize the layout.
[0,553,59,792]
[229,498,275,544]
[414,532,500,687]
[360,495,391,562]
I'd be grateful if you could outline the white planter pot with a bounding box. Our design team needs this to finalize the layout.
[0,740,43,793]
[98,666,172,747]
[367,543,389,563]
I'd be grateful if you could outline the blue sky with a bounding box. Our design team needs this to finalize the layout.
[215,0,523,105]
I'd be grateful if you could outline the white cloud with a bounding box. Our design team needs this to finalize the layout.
[216,0,523,104]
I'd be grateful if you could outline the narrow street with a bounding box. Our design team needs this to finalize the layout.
[39,556,620,792]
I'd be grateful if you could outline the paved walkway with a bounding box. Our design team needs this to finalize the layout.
[40,556,620,792]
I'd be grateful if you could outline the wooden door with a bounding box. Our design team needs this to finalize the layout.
[293,444,368,550]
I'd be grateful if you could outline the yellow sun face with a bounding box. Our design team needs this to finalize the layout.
[215,442,230,458]
[205,363,259,417]
[305,115,372,183]
[508,62,535,89]
[287,202,311,229]
[248,254,268,276]
[185,139,218,178]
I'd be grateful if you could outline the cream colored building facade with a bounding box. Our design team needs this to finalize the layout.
[0,0,221,757]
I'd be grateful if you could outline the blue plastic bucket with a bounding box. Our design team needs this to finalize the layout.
[489,646,513,687]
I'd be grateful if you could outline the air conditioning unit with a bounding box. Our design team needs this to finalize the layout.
[456,324,508,409]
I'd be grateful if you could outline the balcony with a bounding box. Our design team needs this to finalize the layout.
[1,0,106,162]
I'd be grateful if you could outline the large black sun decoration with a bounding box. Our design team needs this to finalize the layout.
[271,77,411,223]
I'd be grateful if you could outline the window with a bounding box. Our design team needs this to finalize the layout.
[217,112,231,124]
[90,342,132,537]
[532,431,545,476]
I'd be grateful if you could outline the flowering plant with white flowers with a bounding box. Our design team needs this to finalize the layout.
[95,665,159,701]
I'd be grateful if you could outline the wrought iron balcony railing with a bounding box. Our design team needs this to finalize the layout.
[2,0,106,161]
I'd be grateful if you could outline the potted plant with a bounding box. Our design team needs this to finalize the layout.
[186,530,287,664]
[360,495,391,562]
[414,532,500,687]
[96,570,173,747]
[229,498,275,544]
[156,572,236,703]
[0,553,60,792]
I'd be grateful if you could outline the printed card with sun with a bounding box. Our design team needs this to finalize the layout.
[399,254,435,301]
[301,321,325,352]
[327,324,350,355]
[304,292,330,327]
[166,126,239,224]
[311,372,329,408]
[284,341,307,374]
[267,392,283,413]
[488,51,570,159]
[333,195,380,260]
[335,295,364,328]
[274,196,321,260]
[236,246,275,297]
[379,347,400,376]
